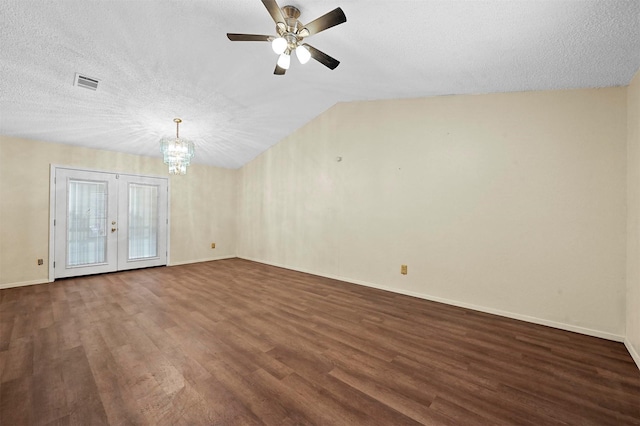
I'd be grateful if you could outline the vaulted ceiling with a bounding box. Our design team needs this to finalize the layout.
[1,1,639,169]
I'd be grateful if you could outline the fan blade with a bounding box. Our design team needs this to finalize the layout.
[262,0,285,24]
[303,44,340,70]
[227,33,274,42]
[302,8,346,37]
[274,64,287,75]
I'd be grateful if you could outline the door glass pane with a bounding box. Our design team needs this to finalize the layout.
[128,183,158,260]
[67,180,108,266]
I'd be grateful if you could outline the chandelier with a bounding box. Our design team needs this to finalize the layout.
[160,118,195,175]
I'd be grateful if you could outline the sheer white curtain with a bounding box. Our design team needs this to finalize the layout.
[67,180,108,266]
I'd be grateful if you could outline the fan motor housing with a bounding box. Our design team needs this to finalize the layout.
[278,5,303,37]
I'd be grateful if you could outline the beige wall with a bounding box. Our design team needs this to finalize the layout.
[1,84,635,352]
[627,70,640,366]
[0,136,237,287]
[238,88,628,340]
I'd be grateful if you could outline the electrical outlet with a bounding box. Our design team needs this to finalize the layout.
[211,243,216,249]
[37,258,44,266]
[401,264,407,275]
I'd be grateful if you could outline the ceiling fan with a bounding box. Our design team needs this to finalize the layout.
[227,0,346,75]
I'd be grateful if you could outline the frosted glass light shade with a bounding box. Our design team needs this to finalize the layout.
[277,53,291,70]
[271,37,287,54]
[160,137,195,175]
[295,45,311,64]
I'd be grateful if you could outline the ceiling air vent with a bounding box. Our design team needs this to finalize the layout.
[74,73,99,91]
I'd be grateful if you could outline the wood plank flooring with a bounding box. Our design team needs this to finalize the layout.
[1,258,639,425]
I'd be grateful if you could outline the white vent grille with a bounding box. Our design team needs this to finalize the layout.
[74,73,99,90]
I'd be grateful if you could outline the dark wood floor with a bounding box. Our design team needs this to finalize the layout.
[1,259,639,425]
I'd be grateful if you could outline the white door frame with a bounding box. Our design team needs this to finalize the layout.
[49,164,171,282]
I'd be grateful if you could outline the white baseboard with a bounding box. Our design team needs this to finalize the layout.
[0,257,237,289]
[0,279,49,290]
[169,255,237,267]
[239,256,625,343]
[625,339,640,371]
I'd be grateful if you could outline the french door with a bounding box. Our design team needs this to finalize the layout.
[51,167,168,279]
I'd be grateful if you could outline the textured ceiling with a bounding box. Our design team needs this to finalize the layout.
[1,0,639,169]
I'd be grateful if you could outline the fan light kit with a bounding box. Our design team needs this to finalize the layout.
[227,0,346,75]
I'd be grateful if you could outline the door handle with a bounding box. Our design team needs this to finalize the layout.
[111,228,117,233]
